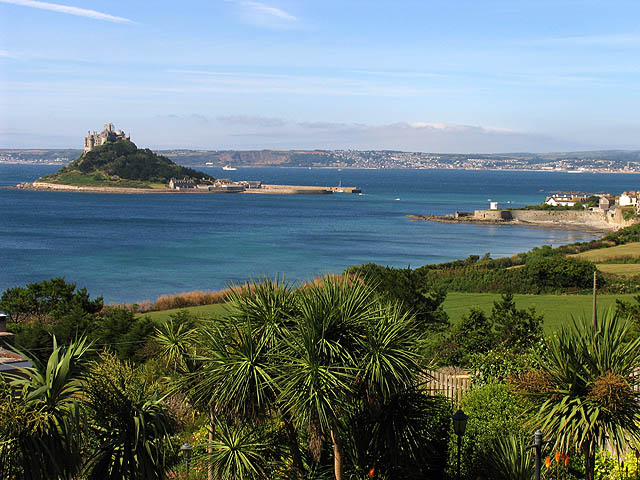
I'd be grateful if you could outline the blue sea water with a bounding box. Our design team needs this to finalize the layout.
[1,164,638,303]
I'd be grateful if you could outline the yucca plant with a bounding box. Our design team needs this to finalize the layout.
[487,434,535,480]
[82,351,176,480]
[0,336,89,480]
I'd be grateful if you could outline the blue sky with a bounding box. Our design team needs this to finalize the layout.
[1,0,639,152]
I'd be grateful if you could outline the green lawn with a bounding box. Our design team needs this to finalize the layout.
[442,292,639,333]
[596,264,640,276]
[140,303,229,322]
[571,242,640,261]
[139,292,638,335]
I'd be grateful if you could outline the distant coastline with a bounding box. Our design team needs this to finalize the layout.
[3,147,640,173]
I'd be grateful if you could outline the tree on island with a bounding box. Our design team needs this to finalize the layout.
[40,139,214,186]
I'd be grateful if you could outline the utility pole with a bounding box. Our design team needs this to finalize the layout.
[592,270,597,328]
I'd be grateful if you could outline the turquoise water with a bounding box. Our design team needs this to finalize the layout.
[1,165,635,303]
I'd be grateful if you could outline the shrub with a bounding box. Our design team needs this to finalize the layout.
[451,383,533,479]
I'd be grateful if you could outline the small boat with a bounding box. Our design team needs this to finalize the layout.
[222,165,237,171]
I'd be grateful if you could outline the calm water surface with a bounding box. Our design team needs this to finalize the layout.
[1,165,637,303]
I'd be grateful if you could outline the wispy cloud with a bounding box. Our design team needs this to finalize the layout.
[0,49,10,57]
[241,1,296,21]
[0,0,135,23]
[218,115,287,127]
[225,0,298,28]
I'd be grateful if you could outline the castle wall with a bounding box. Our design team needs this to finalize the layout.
[472,209,635,230]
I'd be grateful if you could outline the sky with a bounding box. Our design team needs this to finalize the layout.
[1,0,640,152]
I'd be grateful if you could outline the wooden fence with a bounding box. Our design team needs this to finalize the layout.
[425,367,640,405]
[424,368,471,406]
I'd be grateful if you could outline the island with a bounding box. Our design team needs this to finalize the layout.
[13,124,361,195]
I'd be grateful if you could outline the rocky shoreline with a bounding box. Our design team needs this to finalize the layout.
[407,211,628,233]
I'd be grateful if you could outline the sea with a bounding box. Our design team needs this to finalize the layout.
[1,164,638,304]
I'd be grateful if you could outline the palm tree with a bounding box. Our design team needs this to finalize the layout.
[0,336,89,480]
[206,421,269,480]
[531,310,640,480]
[279,275,379,480]
[156,279,303,479]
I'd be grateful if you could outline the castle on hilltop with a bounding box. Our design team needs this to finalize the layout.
[84,123,129,153]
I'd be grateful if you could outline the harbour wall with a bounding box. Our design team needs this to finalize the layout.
[472,209,635,230]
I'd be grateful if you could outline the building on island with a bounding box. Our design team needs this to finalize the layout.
[169,178,195,190]
[84,123,129,153]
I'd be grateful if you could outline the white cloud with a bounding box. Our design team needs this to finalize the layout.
[0,0,135,23]
[0,49,10,57]
[240,1,296,21]
[224,0,298,28]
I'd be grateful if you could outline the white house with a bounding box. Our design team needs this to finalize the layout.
[618,192,638,207]
[545,195,584,207]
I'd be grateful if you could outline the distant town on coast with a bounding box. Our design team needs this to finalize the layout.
[3,144,640,173]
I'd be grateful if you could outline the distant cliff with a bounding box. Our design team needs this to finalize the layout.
[39,140,213,188]
[163,149,339,167]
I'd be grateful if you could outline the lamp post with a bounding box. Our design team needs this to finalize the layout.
[452,409,469,480]
[527,430,549,480]
[180,442,193,478]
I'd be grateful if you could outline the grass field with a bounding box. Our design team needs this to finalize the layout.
[139,292,639,335]
[572,242,640,261]
[442,292,639,333]
[141,303,228,322]
[596,264,640,276]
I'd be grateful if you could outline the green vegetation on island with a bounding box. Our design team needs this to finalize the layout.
[38,139,214,188]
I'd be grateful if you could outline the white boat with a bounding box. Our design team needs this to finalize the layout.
[222,165,237,171]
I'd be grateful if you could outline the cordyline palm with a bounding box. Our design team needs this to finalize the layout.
[531,310,640,480]
[158,279,301,478]
[350,302,432,478]
[0,337,89,480]
[279,275,379,480]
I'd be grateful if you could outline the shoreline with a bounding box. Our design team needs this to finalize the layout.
[407,213,621,233]
[8,182,360,195]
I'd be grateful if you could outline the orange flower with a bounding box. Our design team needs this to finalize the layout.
[555,451,561,463]
[545,456,551,469]
[368,468,375,478]
[564,456,570,467]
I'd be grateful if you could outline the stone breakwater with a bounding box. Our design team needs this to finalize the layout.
[408,209,638,232]
[11,182,361,195]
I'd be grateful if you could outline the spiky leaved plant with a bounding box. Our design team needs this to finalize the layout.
[531,310,640,480]
[0,336,89,480]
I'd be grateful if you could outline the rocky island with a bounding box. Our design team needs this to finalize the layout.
[14,124,361,195]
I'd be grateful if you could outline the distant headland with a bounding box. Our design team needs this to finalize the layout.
[4,143,640,173]
[12,124,361,195]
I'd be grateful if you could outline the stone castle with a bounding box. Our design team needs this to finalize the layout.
[84,123,129,153]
